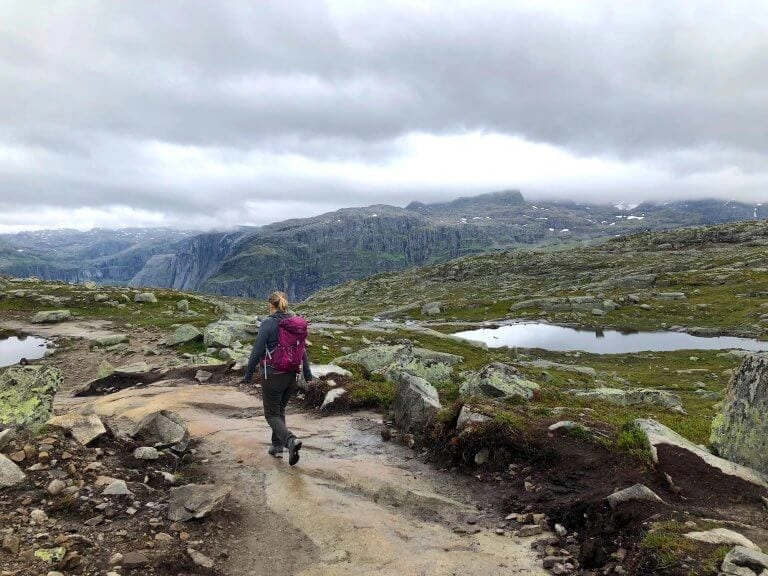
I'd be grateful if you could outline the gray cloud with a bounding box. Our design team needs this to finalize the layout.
[1,0,768,230]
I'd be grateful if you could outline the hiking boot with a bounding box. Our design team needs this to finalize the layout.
[268,445,283,458]
[287,438,302,466]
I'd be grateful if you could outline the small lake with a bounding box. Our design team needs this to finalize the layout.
[0,336,52,367]
[453,323,768,354]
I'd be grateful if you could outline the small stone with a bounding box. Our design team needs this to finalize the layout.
[30,509,48,524]
[104,479,133,496]
[0,428,15,450]
[194,370,212,383]
[84,515,104,527]
[554,523,567,537]
[109,552,123,565]
[122,551,150,566]
[47,479,66,496]
[2,535,21,554]
[517,525,543,537]
[188,548,214,569]
[10,450,26,463]
[133,447,160,460]
[155,533,174,543]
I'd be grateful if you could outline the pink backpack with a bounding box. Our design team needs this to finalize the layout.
[262,315,308,375]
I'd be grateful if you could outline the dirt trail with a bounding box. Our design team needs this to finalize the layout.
[58,383,547,576]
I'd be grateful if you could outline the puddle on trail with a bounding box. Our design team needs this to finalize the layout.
[454,322,768,354]
[0,335,52,367]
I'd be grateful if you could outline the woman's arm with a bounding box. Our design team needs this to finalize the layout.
[244,318,274,382]
[302,349,314,381]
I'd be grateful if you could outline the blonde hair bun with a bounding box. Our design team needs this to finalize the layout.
[268,291,289,312]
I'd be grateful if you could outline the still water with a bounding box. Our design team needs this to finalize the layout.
[454,323,768,354]
[0,336,52,367]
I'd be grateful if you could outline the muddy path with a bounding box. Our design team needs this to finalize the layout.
[58,383,547,576]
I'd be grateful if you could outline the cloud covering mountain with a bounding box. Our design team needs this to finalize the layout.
[1,0,767,231]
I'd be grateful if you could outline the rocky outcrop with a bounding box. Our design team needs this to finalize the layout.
[334,343,462,386]
[710,354,768,474]
[0,365,62,429]
[570,387,683,412]
[392,373,442,434]
[460,363,540,401]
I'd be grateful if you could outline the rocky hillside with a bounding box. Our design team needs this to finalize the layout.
[0,228,193,285]
[127,193,765,300]
[2,192,765,300]
[302,219,768,337]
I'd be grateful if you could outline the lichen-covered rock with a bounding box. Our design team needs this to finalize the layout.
[460,363,540,401]
[392,373,442,433]
[167,324,202,346]
[134,292,158,303]
[203,325,231,348]
[710,353,768,474]
[334,343,462,386]
[176,299,190,312]
[570,387,683,411]
[0,365,62,429]
[421,302,442,315]
[31,309,71,324]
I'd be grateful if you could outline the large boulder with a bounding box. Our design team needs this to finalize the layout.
[710,354,768,474]
[392,373,442,434]
[168,484,231,522]
[460,363,540,401]
[31,310,71,324]
[131,410,189,452]
[203,325,232,348]
[0,365,62,429]
[0,453,26,487]
[167,324,203,346]
[134,292,158,303]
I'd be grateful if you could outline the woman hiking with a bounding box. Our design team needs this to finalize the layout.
[243,291,313,466]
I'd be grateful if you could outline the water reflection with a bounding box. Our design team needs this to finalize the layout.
[454,323,768,354]
[0,336,52,367]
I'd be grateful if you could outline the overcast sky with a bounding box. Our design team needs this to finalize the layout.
[1,0,768,232]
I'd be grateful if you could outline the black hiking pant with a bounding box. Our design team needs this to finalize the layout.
[262,372,298,449]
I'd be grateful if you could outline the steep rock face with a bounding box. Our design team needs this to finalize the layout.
[130,231,244,291]
[710,353,768,474]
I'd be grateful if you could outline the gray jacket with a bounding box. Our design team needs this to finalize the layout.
[244,311,313,382]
